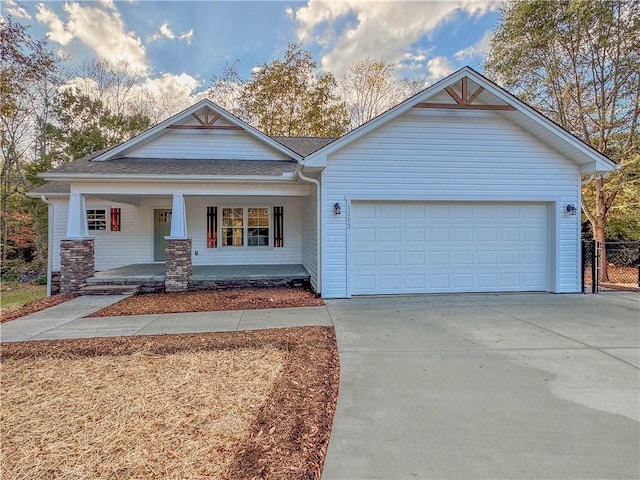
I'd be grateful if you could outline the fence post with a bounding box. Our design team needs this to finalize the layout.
[581,240,586,293]
[592,240,598,294]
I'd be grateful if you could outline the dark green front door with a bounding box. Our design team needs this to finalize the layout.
[153,209,172,261]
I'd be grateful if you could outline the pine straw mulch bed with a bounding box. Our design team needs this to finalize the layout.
[88,287,325,317]
[0,326,340,480]
[1,293,78,324]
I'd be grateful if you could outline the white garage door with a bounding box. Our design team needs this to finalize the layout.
[350,202,548,294]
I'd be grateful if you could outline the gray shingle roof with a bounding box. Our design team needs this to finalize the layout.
[272,137,335,156]
[28,181,70,195]
[45,157,298,177]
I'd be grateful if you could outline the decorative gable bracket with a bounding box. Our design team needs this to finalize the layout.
[167,108,243,130]
[415,77,516,111]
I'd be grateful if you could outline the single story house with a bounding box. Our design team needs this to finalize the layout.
[30,67,618,298]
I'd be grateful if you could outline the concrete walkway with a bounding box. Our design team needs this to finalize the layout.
[0,295,332,342]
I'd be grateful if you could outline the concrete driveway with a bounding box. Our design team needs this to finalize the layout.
[322,293,639,480]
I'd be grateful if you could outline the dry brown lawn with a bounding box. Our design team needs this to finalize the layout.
[1,327,340,479]
[583,264,639,291]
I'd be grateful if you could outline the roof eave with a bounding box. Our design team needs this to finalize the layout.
[41,173,298,183]
[25,191,69,198]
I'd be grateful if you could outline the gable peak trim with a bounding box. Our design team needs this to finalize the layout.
[90,98,302,162]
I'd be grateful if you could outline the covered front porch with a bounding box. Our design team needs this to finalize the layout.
[82,263,311,294]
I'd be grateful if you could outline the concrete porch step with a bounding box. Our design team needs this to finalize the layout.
[79,284,140,296]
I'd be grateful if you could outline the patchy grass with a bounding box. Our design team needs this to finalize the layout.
[0,292,77,324]
[0,327,340,480]
[0,282,46,310]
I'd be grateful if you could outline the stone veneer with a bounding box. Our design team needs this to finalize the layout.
[60,239,95,294]
[165,238,192,292]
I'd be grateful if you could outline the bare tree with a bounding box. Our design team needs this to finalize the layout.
[339,58,423,130]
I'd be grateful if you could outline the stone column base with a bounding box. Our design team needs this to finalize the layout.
[165,238,192,292]
[60,239,95,294]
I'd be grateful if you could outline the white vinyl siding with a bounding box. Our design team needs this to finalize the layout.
[322,108,580,298]
[126,129,289,160]
[51,199,155,271]
[301,185,319,291]
[350,202,548,294]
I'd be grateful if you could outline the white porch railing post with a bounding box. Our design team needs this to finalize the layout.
[66,192,89,238]
[169,193,188,238]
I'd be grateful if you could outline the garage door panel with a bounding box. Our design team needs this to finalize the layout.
[350,202,548,294]
[405,274,426,288]
[353,227,376,243]
[405,227,425,242]
[379,251,401,266]
[405,251,425,266]
[403,204,426,218]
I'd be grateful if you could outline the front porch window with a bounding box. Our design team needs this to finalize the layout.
[222,208,244,246]
[221,207,269,247]
[87,209,107,231]
[248,208,269,246]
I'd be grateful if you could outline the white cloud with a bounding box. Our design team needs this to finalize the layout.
[142,72,200,101]
[285,6,294,18]
[4,0,31,19]
[36,4,73,45]
[455,30,493,60]
[35,1,147,73]
[426,56,454,83]
[293,0,500,76]
[148,22,194,45]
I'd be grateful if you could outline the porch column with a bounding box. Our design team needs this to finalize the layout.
[60,193,95,293]
[165,193,192,292]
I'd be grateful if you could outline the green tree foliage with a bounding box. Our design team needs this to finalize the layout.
[46,88,152,164]
[1,16,60,270]
[485,0,640,250]
[241,44,349,137]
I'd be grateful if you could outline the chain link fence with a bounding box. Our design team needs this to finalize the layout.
[582,240,640,293]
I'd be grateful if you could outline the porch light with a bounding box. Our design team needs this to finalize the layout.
[565,204,578,216]
[333,202,341,215]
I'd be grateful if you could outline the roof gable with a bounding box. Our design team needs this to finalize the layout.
[304,67,617,175]
[92,99,302,162]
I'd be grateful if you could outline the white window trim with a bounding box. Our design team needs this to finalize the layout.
[219,206,271,248]
[86,207,110,233]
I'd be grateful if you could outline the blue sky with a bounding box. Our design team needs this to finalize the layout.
[4,0,501,102]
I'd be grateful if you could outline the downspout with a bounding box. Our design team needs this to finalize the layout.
[295,166,322,295]
[40,195,53,297]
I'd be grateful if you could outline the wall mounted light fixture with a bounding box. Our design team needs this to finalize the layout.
[333,202,341,215]
[565,204,578,216]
